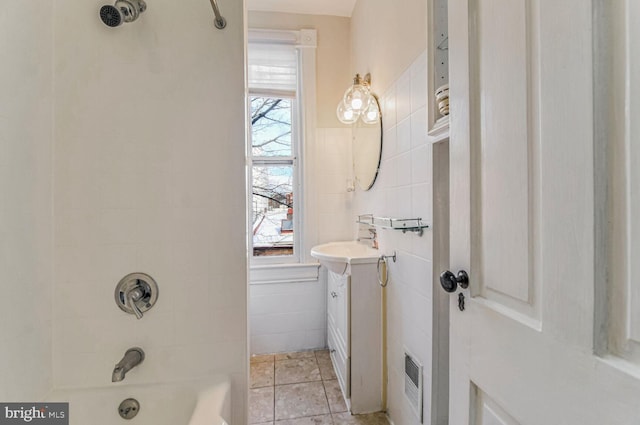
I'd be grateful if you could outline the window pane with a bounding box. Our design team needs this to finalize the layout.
[251,97,292,157]
[252,165,294,256]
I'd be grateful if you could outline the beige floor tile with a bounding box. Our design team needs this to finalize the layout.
[275,358,321,385]
[275,414,334,425]
[331,413,389,425]
[323,380,347,413]
[315,350,331,360]
[275,351,316,361]
[251,360,275,388]
[275,382,331,420]
[252,354,276,363]
[317,355,337,381]
[250,387,275,424]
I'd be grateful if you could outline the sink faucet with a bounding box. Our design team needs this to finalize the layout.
[357,228,378,249]
[112,347,145,382]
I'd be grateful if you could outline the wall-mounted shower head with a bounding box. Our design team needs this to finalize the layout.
[100,0,147,28]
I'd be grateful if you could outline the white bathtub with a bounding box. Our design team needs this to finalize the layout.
[46,377,230,425]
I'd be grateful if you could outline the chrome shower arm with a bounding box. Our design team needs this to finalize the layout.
[208,0,227,29]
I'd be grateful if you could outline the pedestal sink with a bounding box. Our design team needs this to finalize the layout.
[310,241,379,274]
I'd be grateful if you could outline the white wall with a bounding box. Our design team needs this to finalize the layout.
[351,1,433,424]
[52,0,247,422]
[350,0,427,95]
[247,12,354,355]
[0,0,54,401]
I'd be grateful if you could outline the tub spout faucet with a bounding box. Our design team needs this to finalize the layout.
[112,347,145,382]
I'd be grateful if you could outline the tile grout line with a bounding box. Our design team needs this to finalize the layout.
[316,357,333,424]
[272,359,276,423]
[276,379,324,387]
[314,351,335,424]
[318,350,342,423]
[318,351,334,421]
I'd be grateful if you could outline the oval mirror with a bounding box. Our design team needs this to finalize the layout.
[353,95,383,190]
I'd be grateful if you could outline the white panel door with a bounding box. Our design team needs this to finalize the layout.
[447,0,640,424]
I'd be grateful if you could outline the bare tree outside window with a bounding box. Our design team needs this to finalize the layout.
[250,96,295,256]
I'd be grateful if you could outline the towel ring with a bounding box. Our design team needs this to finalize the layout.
[377,251,397,287]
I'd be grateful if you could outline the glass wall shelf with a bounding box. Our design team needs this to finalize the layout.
[357,214,430,236]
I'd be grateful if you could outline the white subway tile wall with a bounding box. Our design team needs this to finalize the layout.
[353,50,435,425]
[316,129,355,231]
[250,279,328,354]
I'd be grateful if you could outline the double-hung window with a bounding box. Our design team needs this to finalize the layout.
[248,39,301,262]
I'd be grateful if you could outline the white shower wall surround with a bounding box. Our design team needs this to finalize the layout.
[43,0,247,423]
[0,0,54,402]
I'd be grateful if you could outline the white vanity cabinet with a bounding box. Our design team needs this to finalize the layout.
[327,269,350,398]
[325,263,382,414]
[311,241,383,413]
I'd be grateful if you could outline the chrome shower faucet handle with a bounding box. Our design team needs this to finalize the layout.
[115,272,159,319]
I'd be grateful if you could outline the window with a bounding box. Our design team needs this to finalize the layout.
[250,96,297,257]
[248,39,301,261]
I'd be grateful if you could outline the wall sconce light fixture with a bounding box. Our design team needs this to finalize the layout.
[336,73,380,125]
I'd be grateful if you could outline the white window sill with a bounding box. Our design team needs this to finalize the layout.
[250,263,320,285]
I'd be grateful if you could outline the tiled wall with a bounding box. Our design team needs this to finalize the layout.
[314,128,355,245]
[354,51,435,425]
[52,1,247,422]
[249,128,354,355]
[250,277,327,354]
[0,0,53,401]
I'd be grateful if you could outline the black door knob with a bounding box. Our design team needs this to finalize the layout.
[439,270,469,293]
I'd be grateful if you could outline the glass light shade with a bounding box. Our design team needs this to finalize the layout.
[336,101,359,124]
[343,84,371,113]
[361,100,380,124]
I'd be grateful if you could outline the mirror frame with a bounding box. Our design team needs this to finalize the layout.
[354,94,383,191]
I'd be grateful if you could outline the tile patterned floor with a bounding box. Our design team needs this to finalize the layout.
[249,350,389,425]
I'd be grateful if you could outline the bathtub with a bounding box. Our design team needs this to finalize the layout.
[46,377,230,425]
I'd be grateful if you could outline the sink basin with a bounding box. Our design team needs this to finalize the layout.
[310,241,380,273]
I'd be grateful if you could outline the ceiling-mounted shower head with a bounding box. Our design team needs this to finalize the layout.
[100,0,147,28]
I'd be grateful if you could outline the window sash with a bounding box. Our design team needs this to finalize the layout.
[248,91,301,264]
[252,157,295,165]
[251,163,295,258]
